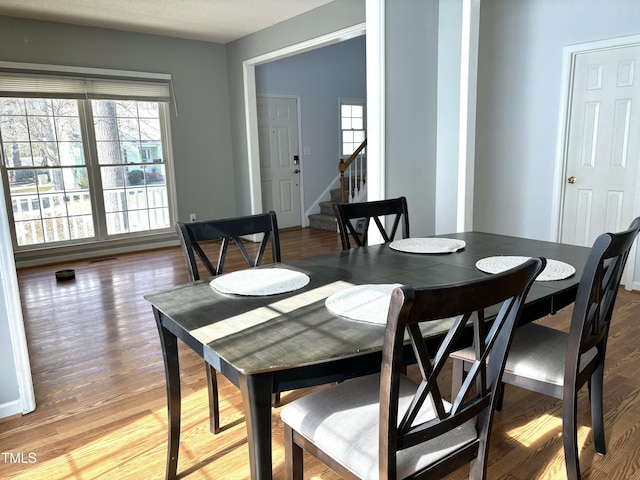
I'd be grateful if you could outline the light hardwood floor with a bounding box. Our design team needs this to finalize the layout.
[2,227,640,479]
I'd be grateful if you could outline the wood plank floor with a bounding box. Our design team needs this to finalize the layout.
[2,226,640,479]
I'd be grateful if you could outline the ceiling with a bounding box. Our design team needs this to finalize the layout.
[0,0,336,44]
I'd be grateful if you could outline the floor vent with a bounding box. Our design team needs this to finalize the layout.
[88,257,118,264]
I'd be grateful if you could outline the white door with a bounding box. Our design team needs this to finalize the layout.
[561,45,640,246]
[257,96,301,229]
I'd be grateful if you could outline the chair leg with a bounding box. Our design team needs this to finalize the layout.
[206,363,221,434]
[284,424,304,480]
[590,366,607,455]
[495,382,505,412]
[272,392,281,408]
[562,390,581,480]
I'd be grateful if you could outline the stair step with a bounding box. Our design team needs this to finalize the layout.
[319,200,336,216]
[308,213,337,232]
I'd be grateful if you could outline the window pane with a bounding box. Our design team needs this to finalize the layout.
[352,118,363,130]
[69,215,95,239]
[0,98,26,116]
[101,166,126,189]
[93,99,171,238]
[96,141,121,164]
[0,115,29,142]
[122,142,142,164]
[25,98,52,116]
[28,117,57,143]
[5,143,34,167]
[139,117,161,141]
[351,105,363,118]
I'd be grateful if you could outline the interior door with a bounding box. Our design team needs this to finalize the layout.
[561,45,640,246]
[257,96,301,229]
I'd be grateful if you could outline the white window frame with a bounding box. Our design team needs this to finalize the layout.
[339,98,367,159]
[0,62,178,259]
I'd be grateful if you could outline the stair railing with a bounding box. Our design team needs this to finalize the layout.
[338,139,367,203]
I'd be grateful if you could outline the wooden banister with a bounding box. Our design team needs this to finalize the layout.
[338,139,367,203]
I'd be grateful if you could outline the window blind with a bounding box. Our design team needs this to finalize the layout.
[0,71,172,102]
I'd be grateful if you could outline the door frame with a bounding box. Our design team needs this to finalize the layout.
[551,34,640,288]
[243,23,367,226]
[256,93,303,227]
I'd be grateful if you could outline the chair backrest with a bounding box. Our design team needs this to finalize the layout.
[380,257,545,478]
[175,211,281,281]
[333,196,410,250]
[565,217,640,390]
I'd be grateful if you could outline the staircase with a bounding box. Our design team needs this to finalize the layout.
[308,139,367,232]
[308,186,344,231]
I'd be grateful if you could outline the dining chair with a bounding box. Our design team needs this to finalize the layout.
[450,217,640,480]
[175,211,281,434]
[281,258,545,480]
[333,196,410,250]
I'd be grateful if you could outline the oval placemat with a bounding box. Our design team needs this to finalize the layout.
[476,256,575,281]
[389,237,466,254]
[325,283,403,324]
[210,267,310,296]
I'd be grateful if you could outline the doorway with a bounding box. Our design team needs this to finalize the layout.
[243,23,367,223]
[257,95,302,228]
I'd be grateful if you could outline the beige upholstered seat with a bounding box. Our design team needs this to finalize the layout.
[282,257,545,480]
[451,217,640,480]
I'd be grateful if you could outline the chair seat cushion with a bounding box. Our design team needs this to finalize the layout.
[280,373,477,480]
[451,323,598,386]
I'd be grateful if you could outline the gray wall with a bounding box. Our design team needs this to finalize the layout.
[384,0,439,237]
[0,15,235,225]
[474,0,640,240]
[255,35,366,210]
[225,0,366,215]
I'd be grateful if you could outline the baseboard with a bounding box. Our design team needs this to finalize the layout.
[0,399,24,420]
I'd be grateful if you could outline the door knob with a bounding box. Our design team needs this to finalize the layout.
[567,176,576,184]
[294,169,300,174]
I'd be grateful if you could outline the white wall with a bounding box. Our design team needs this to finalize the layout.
[473,0,640,240]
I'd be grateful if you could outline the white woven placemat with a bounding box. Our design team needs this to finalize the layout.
[389,237,466,254]
[476,256,575,281]
[210,268,310,296]
[325,283,403,324]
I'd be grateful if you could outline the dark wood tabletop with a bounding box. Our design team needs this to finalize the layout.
[145,231,592,480]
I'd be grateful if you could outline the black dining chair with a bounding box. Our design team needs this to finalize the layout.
[450,217,640,480]
[175,211,281,434]
[281,257,545,480]
[333,196,410,250]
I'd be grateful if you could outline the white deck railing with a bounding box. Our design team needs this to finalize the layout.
[12,186,169,246]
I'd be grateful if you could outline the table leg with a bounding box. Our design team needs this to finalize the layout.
[154,309,181,480]
[238,373,274,480]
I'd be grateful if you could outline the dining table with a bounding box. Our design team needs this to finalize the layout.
[145,231,592,480]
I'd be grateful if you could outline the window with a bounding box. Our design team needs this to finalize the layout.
[340,100,366,157]
[0,68,174,251]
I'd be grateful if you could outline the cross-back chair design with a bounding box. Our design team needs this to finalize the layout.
[451,217,640,480]
[333,196,410,250]
[175,211,281,434]
[281,257,545,480]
